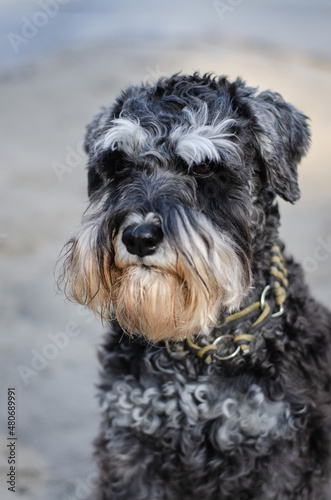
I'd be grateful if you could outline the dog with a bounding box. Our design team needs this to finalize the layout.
[58,73,331,499]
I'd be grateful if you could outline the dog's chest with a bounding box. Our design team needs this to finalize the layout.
[101,354,295,453]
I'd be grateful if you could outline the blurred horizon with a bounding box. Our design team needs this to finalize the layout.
[1,0,331,74]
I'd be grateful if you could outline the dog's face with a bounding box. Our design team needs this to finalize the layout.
[59,74,309,342]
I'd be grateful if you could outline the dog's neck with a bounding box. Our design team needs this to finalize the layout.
[248,194,282,296]
[189,199,287,362]
[186,241,288,364]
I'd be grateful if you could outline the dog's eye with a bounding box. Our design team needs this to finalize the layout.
[190,162,215,178]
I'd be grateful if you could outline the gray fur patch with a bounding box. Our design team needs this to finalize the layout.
[101,360,294,453]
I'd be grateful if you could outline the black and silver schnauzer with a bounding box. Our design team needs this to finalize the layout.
[59,74,331,499]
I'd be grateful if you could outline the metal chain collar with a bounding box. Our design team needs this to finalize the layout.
[185,244,288,364]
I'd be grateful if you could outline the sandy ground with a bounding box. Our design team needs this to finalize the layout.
[0,39,331,499]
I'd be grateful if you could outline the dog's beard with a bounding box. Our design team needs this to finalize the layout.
[112,265,223,342]
[58,213,250,342]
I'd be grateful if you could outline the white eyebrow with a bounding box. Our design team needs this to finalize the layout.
[170,111,239,166]
[95,118,149,156]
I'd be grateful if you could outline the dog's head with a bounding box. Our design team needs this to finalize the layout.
[58,74,310,342]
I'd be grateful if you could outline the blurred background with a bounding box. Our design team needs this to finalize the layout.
[0,1,330,499]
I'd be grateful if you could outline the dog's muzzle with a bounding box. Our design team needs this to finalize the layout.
[59,204,251,342]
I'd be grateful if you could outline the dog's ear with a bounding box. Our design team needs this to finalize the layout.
[249,90,310,203]
[84,106,113,198]
[84,106,111,155]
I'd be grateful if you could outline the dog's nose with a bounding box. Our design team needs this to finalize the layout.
[122,223,163,258]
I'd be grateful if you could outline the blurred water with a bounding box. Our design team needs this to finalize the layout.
[1,0,331,73]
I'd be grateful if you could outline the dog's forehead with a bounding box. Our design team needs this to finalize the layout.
[96,85,241,167]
